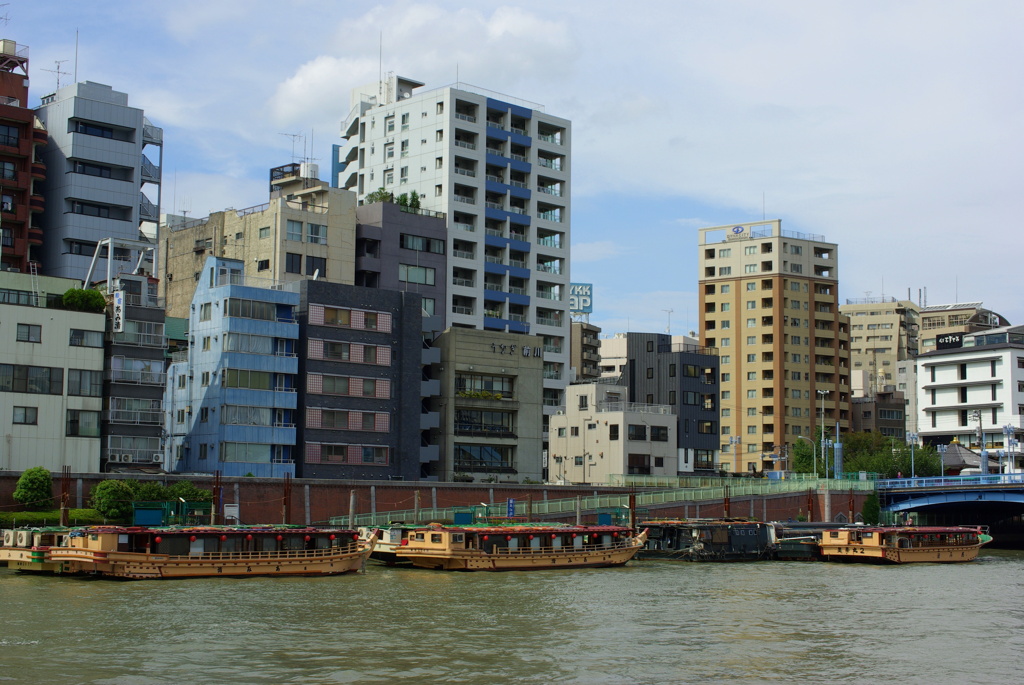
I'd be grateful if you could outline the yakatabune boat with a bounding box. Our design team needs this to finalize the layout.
[358,524,416,565]
[637,519,779,561]
[395,522,647,571]
[818,525,991,564]
[0,525,376,579]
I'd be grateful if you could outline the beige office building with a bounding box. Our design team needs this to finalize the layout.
[918,302,1009,352]
[839,298,920,396]
[159,164,357,319]
[570,321,601,382]
[698,220,850,473]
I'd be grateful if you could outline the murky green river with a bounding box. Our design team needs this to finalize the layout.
[2,551,1021,684]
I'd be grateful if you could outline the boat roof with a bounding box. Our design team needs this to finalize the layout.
[65,524,357,534]
[413,523,631,533]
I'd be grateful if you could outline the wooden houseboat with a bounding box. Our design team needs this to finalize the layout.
[358,524,416,565]
[1,525,376,579]
[818,525,991,564]
[637,519,779,561]
[395,523,646,571]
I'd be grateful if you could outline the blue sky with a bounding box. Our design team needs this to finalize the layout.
[11,1,1024,333]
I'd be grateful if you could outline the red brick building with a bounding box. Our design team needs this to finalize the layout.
[0,38,45,273]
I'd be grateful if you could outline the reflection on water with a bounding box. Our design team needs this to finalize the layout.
[2,551,1023,684]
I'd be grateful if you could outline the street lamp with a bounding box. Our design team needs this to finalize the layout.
[1003,424,1017,475]
[906,432,918,479]
[797,435,817,479]
[817,390,828,478]
[972,409,987,474]
[937,444,947,478]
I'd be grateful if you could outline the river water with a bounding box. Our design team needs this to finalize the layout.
[2,551,1022,684]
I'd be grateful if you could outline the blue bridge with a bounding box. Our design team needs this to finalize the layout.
[877,474,1024,538]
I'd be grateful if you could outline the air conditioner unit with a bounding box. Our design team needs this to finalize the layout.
[16,530,31,547]
[121,453,135,462]
[556,410,564,415]
[150,453,163,463]
[107,454,122,463]
[2,529,15,546]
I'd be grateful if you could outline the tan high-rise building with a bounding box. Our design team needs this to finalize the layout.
[839,298,920,396]
[698,220,850,473]
[159,164,356,319]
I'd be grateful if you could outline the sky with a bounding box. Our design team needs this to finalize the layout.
[11,1,1024,335]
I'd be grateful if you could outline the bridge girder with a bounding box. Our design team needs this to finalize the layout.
[884,491,1024,512]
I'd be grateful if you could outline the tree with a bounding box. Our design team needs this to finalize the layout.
[166,480,214,503]
[134,481,170,502]
[13,467,54,511]
[861,492,881,525]
[62,288,106,313]
[364,187,392,204]
[90,480,138,520]
[409,189,421,209]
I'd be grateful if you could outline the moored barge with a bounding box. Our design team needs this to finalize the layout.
[638,519,778,561]
[396,522,646,571]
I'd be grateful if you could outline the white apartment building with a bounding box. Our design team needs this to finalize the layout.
[0,271,106,472]
[549,382,677,484]
[337,75,571,412]
[916,325,1024,452]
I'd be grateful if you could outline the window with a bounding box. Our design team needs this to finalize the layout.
[285,253,302,274]
[669,364,676,377]
[0,365,62,394]
[719,267,732,275]
[646,367,654,379]
[307,224,327,244]
[745,264,758,273]
[0,124,18,146]
[718,248,731,257]
[574,456,583,466]
[557,427,566,437]
[257,259,270,272]
[68,369,103,397]
[69,329,104,347]
[323,341,350,361]
[385,116,395,133]
[200,303,212,321]
[66,409,101,437]
[651,426,669,442]
[697,420,715,434]
[720,284,731,294]
[744,245,757,255]
[13,406,37,425]
[628,424,647,441]
[259,226,270,239]
[609,424,619,440]
[668,391,676,404]
[746,282,757,291]
[399,264,436,285]
[437,102,444,114]
[74,161,112,178]
[436,157,443,169]
[16,324,41,343]
[306,256,326,278]
[286,220,303,241]
[400,234,445,253]
[71,201,111,218]
[75,121,114,138]
[200,407,210,423]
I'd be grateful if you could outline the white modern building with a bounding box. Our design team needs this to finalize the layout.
[336,75,571,415]
[549,382,677,484]
[0,271,106,472]
[916,325,1024,455]
[35,81,162,282]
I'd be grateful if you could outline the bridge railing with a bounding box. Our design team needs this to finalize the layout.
[878,473,1024,489]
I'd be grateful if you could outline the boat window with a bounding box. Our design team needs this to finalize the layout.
[431,534,442,543]
[828,531,839,538]
[451,533,464,543]
[863,532,873,539]
[414,533,424,541]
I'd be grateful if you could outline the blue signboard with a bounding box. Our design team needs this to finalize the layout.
[569,283,593,313]
[506,498,516,518]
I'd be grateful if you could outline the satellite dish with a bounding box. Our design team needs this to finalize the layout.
[402,92,411,98]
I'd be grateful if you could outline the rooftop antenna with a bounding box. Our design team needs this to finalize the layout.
[74,29,79,83]
[762,192,765,221]
[42,59,71,91]
[0,5,9,26]
[279,133,303,163]
[663,308,673,334]
[179,196,191,220]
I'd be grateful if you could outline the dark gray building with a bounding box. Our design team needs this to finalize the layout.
[617,332,720,473]
[295,280,426,480]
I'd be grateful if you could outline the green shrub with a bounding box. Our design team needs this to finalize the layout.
[13,467,54,511]
[0,509,109,527]
[62,288,106,313]
[89,480,139,520]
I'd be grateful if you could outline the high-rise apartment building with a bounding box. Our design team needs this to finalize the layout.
[839,297,920,396]
[337,75,572,413]
[35,81,162,282]
[0,39,46,272]
[698,220,851,473]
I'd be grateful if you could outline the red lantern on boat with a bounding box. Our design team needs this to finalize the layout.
[352,534,359,540]
[506,535,512,541]
[220,535,227,542]
[329,534,336,541]
[154,536,162,544]
[551,534,557,539]
[304,535,311,542]
[246,534,253,541]
[400,539,409,546]
[189,535,196,542]
[529,535,534,540]
[483,535,489,541]
[613,532,619,538]
[276,535,283,542]
[572,533,577,538]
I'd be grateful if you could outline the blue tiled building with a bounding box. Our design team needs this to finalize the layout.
[165,257,299,477]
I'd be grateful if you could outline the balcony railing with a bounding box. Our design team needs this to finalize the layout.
[452,305,473,315]
[486,174,503,183]
[106,369,167,385]
[485,201,504,210]
[536,316,562,327]
[486,148,503,156]
[453,222,475,232]
[453,249,474,259]
[538,158,562,171]
[110,332,168,348]
[537,186,561,196]
[536,263,561,274]
[453,196,476,205]
[452,277,474,287]
[537,236,562,248]
[454,140,477,150]
[454,167,476,177]
[455,113,477,123]
[537,133,562,145]
[104,409,164,425]
[485,255,504,264]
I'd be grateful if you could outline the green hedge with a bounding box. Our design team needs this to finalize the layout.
[0,509,116,528]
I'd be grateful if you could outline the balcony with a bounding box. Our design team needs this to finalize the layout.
[452,277,474,287]
[455,113,477,123]
[538,158,562,171]
[537,133,562,145]
[454,222,475,232]
[453,195,476,205]
[536,316,562,327]
[106,369,167,385]
[454,140,477,150]
[104,409,163,425]
[454,167,476,177]
[452,305,474,315]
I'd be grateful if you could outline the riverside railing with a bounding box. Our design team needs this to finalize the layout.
[331,477,875,527]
